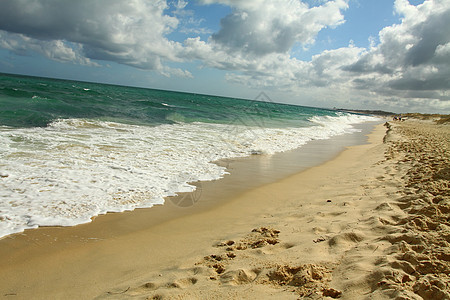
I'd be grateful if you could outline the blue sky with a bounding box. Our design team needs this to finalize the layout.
[0,0,448,113]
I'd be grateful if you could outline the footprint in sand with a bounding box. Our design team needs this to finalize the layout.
[168,277,198,289]
[220,268,258,285]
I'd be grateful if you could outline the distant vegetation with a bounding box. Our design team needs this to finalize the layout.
[335,109,449,124]
[402,113,450,124]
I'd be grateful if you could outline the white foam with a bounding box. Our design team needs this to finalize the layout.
[0,114,380,238]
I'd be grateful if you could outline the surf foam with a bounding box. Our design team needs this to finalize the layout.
[0,114,379,238]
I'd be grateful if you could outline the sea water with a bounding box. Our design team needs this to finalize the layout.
[0,73,379,238]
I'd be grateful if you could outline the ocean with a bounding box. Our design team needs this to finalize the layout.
[0,73,379,238]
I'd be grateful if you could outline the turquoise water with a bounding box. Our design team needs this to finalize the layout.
[0,73,378,238]
[0,73,331,129]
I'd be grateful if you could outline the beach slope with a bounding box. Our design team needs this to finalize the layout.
[0,119,448,299]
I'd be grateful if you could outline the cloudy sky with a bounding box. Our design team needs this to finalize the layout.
[0,0,449,113]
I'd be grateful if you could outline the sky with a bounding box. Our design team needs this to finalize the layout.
[0,0,449,113]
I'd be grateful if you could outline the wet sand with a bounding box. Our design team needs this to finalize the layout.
[0,119,448,299]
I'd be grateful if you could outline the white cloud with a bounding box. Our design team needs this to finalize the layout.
[172,1,212,37]
[174,0,188,10]
[0,0,183,74]
[199,0,347,56]
[181,0,350,72]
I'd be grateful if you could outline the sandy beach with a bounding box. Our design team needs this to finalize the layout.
[0,118,449,299]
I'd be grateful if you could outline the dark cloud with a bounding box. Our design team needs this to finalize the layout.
[342,55,393,74]
[0,0,190,76]
[0,1,118,42]
[389,75,450,91]
[404,10,450,67]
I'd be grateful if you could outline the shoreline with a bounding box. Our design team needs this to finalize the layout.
[0,119,378,241]
[0,122,381,298]
[1,119,448,299]
[0,121,379,242]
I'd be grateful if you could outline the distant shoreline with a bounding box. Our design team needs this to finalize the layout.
[335,108,395,116]
[336,109,450,124]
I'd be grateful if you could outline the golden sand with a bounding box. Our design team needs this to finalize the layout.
[0,119,448,299]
